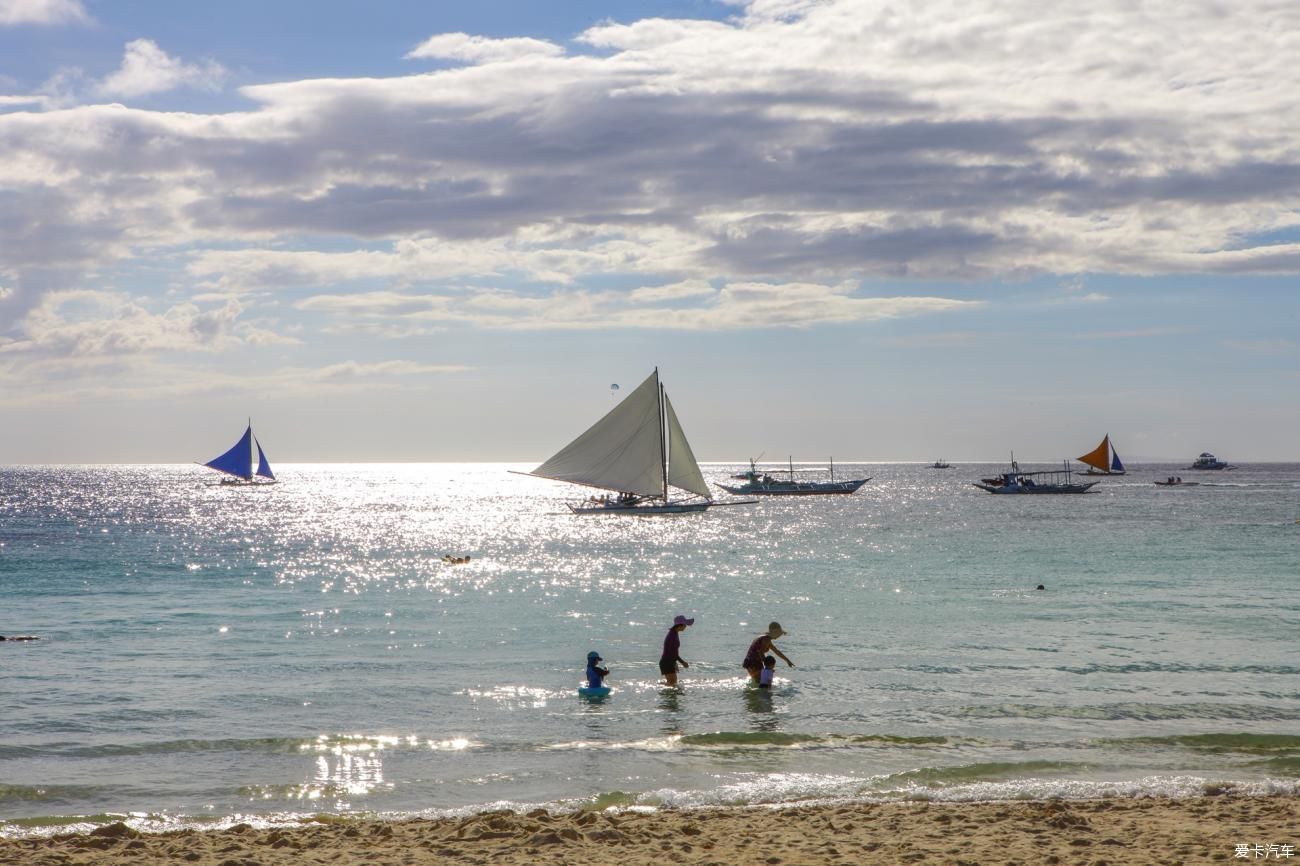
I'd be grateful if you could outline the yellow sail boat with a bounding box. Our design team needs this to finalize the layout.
[1077,434,1126,476]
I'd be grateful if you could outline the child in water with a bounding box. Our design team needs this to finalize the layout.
[758,655,777,689]
[585,651,609,689]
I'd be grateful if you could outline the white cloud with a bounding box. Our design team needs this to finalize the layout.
[294,280,980,332]
[406,32,563,64]
[5,0,1300,377]
[0,0,88,26]
[97,39,226,98]
[309,360,471,382]
[0,290,287,358]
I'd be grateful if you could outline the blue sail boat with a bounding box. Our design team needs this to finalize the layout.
[203,422,277,485]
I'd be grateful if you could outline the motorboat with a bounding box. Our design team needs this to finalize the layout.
[1189,452,1229,470]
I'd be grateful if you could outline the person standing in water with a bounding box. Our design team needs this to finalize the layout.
[660,615,694,686]
[743,622,794,683]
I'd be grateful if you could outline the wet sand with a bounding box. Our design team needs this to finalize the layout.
[4,795,1295,865]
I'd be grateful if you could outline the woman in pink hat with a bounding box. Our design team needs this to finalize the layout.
[743,621,794,683]
[660,615,694,686]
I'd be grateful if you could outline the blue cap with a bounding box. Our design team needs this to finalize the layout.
[587,651,602,661]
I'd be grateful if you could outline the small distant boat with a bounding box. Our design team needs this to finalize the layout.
[1189,452,1230,470]
[519,369,745,514]
[973,458,1098,494]
[718,457,870,496]
[930,459,951,469]
[202,421,276,485]
[1154,477,1198,487]
[1077,434,1126,476]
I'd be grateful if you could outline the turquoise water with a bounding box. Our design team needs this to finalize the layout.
[2,463,1297,836]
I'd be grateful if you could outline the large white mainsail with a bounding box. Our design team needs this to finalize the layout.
[527,371,666,497]
[663,393,711,500]
[523,369,719,512]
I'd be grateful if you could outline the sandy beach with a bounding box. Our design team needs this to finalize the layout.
[4,795,1295,865]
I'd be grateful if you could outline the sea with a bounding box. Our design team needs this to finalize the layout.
[2,462,1297,838]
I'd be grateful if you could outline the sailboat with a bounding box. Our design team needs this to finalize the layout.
[202,421,277,485]
[520,369,737,514]
[1077,434,1126,476]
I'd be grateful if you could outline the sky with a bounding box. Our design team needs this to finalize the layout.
[1,0,1298,465]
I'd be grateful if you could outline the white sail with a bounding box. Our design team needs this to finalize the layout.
[528,371,665,497]
[664,393,711,500]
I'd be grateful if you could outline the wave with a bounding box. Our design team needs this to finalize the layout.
[953,702,1300,722]
[6,774,1300,839]
[540,731,963,753]
[1103,733,1300,754]
[884,760,1084,786]
[0,733,481,761]
[1055,662,1300,675]
[678,731,954,749]
[0,784,107,806]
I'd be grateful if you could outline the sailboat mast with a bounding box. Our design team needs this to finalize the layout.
[656,368,668,502]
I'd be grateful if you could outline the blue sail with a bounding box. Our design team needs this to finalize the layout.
[205,425,254,480]
[255,438,275,480]
[1111,449,1125,473]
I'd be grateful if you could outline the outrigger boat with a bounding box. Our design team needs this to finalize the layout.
[1154,476,1199,487]
[974,458,1098,494]
[1077,434,1126,476]
[518,369,753,514]
[930,459,951,469]
[201,421,277,485]
[718,456,870,496]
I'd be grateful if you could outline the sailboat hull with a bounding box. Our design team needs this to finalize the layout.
[567,500,713,515]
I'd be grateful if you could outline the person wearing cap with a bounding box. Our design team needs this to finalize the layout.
[660,615,694,686]
[585,651,610,689]
[743,622,794,683]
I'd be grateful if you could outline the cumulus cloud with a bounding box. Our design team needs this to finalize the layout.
[5,0,1300,374]
[97,39,226,97]
[406,32,563,64]
[0,0,88,26]
[0,291,283,358]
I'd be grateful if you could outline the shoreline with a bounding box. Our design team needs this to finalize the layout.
[4,795,1296,865]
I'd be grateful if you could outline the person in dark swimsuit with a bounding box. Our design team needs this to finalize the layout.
[660,615,694,686]
[743,622,793,682]
[585,651,609,689]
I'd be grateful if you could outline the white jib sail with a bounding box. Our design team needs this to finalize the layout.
[528,371,666,498]
[664,392,712,500]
